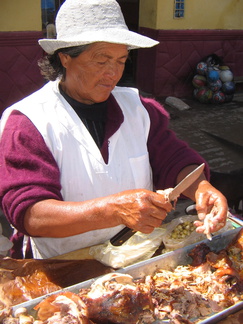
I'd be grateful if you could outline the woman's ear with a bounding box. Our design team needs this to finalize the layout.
[58,52,70,68]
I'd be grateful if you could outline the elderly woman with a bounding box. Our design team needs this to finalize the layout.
[0,0,227,259]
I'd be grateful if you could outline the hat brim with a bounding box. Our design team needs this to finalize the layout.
[39,29,159,54]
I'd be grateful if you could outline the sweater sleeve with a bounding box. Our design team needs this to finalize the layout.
[140,97,210,190]
[0,110,63,235]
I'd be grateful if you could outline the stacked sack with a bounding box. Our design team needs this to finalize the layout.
[192,55,235,104]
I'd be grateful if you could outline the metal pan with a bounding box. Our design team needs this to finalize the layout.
[11,227,243,323]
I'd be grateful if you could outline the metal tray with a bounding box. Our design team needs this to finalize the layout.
[12,227,243,323]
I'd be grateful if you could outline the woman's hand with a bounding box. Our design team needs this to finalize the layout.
[193,180,228,235]
[111,189,173,234]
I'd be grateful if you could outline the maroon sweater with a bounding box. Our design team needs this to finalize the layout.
[0,95,209,258]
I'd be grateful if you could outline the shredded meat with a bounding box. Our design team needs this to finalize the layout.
[2,229,243,324]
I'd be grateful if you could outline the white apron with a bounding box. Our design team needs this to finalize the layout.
[1,81,153,258]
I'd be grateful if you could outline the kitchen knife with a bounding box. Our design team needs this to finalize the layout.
[110,163,205,246]
[167,163,205,201]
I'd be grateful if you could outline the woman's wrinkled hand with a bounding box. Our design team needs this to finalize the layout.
[111,189,173,234]
[193,180,228,235]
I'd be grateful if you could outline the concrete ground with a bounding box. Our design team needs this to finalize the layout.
[160,92,243,173]
[158,91,243,219]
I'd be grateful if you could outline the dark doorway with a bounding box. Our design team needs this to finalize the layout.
[117,0,139,86]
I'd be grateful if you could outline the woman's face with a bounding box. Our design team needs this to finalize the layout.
[59,42,129,105]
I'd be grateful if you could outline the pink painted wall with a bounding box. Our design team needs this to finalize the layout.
[1,28,243,113]
[136,28,243,98]
[0,31,44,116]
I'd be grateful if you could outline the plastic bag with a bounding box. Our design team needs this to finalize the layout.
[162,214,234,252]
[89,227,167,269]
[0,224,13,256]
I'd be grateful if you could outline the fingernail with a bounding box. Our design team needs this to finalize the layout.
[198,212,205,220]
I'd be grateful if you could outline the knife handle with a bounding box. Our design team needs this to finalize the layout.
[110,227,136,246]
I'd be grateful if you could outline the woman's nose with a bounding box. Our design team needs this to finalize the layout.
[105,62,122,79]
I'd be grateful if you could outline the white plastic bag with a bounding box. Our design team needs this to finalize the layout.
[162,214,234,252]
[0,224,13,256]
[89,227,166,268]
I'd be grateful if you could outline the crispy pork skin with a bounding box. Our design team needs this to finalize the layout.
[79,273,154,324]
[34,291,94,323]
[0,258,113,309]
[188,242,211,267]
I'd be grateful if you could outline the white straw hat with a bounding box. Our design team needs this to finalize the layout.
[39,0,159,54]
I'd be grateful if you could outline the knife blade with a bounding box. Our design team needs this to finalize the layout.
[110,163,205,246]
[168,163,205,201]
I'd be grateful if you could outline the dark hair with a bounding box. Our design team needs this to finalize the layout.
[38,45,90,81]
